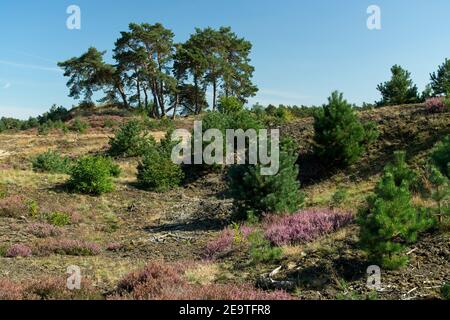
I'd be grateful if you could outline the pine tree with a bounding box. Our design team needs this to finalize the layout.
[428,166,450,224]
[431,136,450,179]
[314,91,378,168]
[358,152,434,269]
[227,140,303,220]
[376,65,419,106]
[430,58,450,96]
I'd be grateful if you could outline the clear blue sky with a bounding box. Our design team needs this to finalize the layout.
[1,0,450,118]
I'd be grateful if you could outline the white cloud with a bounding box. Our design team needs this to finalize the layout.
[2,82,11,89]
[0,59,61,72]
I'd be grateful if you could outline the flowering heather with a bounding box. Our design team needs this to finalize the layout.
[425,97,446,113]
[24,277,101,300]
[0,277,101,300]
[115,261,184,300]
[264,208,353,246]
[203,225,255,259]
[111,261,291,300]
[26,223,62,238]
[0,279,23,300]
[176,283,293,300]
[106,242,123,251]
[0,195,28,218]
[35,239,101,256]
[5,244,32,258]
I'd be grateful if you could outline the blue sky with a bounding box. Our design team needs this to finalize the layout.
[1,0,450,118]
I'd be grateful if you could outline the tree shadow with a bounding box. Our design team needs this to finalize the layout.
[287,257,368,291]
[144,216,229,233]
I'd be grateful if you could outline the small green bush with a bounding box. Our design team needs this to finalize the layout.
[108,120,155,157]
[32,150,72,174]
[70,117,89,133]
[247,231,283,264]
[137,148,184,192]
[68,156,121,195]
[217,96,244,114]
[44,212,71,226]
[441,283,450,300]
[431,136,450,178]
[227,140,303,219]
[358,152,435,269]
[331,187,349,207]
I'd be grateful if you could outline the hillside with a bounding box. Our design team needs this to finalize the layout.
[0,103,448,300]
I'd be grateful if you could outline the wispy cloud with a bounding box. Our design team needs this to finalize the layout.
[0,59,61,72]
[2,82,11,89]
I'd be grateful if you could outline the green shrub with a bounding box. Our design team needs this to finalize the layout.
[247,231,283,264]
[68,156,120,195]
[70,117,89,133]
[32,150,72,174]
[331,187,349,207]
[44,212,71,226]
[137,148,184,192]
[384,151,418,188]
[227,140,303,220]
[0,184,7,199]
[0,245,7,257]
[108,120,155,157]
[358,153,435,269]
[428,165,450,224]
[217,96,244,114]
[27,200,40,218]
[314,91,378,167]
[441,283,450,300]
[431,136,450,178]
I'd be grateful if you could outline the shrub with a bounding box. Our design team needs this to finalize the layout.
[36,239,101,256]
[264,209,353,246]
[137,147,184,192]
[431,136,450,178]
[358,155,435,269]
[0,277,101,300]
[43,212,71,226]
[247,231,283,264]
[217,96,244,114]
[425,97,446,113]
[227,142,303,219]
[5,244,32,258]
[68,156,120,195]
[203,225,255,260]
[0,195,28,218]
[174,283,292,300]
[314,91,378,167]
[26,223,62,238]
[385,152,418,188]
[112,261,291,300]
[108,120,156,157]
[0,279,24,300]
[0,184,7,198]
[428,166,449,223]
[27,199,39,217]
[331,187,349,207]
[70,117,89,133]
[106,242,123,252]
[24,277,101,300]
[32,150,72,174]
[441,283,450,300]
